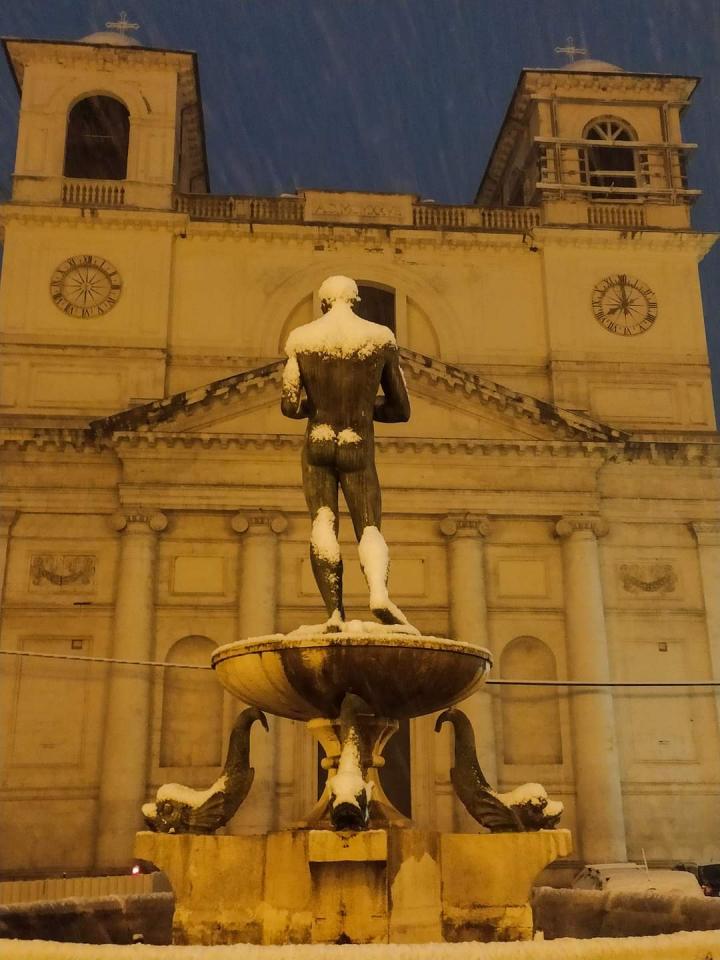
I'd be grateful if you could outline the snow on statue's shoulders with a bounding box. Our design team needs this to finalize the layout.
[286,304,395,359]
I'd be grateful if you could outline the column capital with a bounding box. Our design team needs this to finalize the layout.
[0,509,18,535]
[439,513,490,539]
[691,521,720,547]
[555,515,609,541]
[110,509,167,533]
[232,510,288,536]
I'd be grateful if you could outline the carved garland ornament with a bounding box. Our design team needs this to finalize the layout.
[30,554,95,588]
[618,563,677,594]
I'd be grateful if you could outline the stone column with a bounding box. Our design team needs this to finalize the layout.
[95,509,166,870]
[691,522,720,732]
[555,515,627,863]
[229,511,287,833]
[0,511,18,779]
[0,510,17,613]
[439,513,496,831]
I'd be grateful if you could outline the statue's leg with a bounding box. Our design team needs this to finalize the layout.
[302,453,344,628]
[340,463,415,630]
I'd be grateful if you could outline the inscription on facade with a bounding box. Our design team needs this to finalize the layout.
[303,190,413,226]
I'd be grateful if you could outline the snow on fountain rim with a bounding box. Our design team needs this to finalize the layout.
[5,928,720,959]
[212,630,493,664]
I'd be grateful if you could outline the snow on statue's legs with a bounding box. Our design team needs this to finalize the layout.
[311,505,344,630]
[358,524,412,628]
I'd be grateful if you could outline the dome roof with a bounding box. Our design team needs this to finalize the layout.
[564,58,623,73]
[79,30,140,47]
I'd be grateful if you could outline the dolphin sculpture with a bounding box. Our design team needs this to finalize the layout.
[435,707,563,832]
[327,694,374,831]
[142,706,268,834]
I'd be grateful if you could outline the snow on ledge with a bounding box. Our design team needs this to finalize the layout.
[2,930,720,958]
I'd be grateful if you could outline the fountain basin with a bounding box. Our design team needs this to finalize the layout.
[211,632,492,721]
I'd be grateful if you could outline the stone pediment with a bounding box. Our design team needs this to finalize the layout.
[89,350,628,444]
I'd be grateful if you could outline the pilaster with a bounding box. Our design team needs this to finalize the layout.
[439,513,495,832]
[230,510,287,832]
[95,508,167,870]
[555,514,626,863]
[691,522,720,735]
[0,510,18,615]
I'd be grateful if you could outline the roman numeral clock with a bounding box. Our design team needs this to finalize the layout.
[591,274,657,336]
[49,255,122,318]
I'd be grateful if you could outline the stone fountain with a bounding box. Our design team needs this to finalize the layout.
[135,276,570,945]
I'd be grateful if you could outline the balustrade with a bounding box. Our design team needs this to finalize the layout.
[62,179,125,207]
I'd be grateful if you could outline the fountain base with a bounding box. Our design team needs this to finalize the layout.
[135,827,571,945]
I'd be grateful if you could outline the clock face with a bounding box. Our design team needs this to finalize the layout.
[591,274,657,336]
[50,255,122,318]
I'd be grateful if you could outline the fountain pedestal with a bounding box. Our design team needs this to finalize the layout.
[135,827,571,945]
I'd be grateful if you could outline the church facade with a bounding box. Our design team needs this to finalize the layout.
[0,32,719,877]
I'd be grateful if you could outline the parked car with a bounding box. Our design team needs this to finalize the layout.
[698,863,720,897]
[572,862,704,898]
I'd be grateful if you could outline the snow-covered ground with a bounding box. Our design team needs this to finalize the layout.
[1,931,720,960]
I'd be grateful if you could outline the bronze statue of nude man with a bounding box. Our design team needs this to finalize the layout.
[281,275,415,632]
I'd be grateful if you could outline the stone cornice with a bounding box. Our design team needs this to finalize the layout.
[89,360,284,437]
[0,203,186,233]
[0,342,166,360]
[534,226,718,257]
[2,428,720,466]
[523,69,696,101]
[400,350,628,442]
[5,38,197,74]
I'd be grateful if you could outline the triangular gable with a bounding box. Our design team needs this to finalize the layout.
[89,350,628,443]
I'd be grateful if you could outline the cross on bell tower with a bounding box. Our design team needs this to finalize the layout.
[105,11,140,36]
[554,36,588,64]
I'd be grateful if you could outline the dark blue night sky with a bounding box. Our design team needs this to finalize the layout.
[1,0,718,408]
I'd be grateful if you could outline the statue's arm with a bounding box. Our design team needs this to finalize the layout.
[374,348,410,423]
[281,353,309,420]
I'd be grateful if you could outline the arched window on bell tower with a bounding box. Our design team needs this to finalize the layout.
[580,117,641,200]
[64,95,130,180]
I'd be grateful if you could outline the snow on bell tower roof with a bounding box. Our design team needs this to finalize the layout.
[563,58,623,73]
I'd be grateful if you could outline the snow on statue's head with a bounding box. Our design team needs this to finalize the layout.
[319,275,359,310]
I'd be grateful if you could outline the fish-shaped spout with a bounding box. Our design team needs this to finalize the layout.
[142,706,268,834]
[435,707,563,832]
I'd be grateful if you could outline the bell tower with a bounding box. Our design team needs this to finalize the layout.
[475,59,716,432]
[0,27,209,422]
[4,26,208,209]
[476,59,699,230]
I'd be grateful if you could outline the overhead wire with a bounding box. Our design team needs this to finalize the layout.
[1,648,718,688]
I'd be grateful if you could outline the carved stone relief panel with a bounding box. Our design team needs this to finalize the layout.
[618,562,677,595]
[29,554,96,592]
